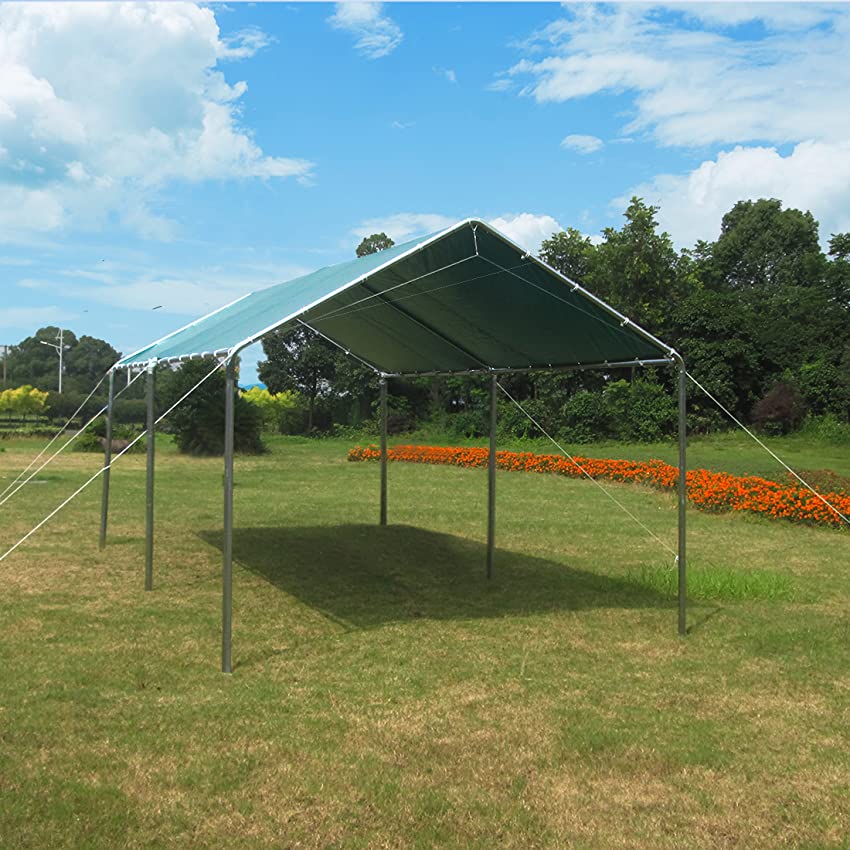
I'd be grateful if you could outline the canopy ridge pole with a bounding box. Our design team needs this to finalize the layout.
[486,373,497,580]
[144,361,156,592]
[99,369,115,549]
[380,377,388,526]
[296,320,384,375]
[675,357,687,636]
[222,357,236,674]
[354,283,489,370]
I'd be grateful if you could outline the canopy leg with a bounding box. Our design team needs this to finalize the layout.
[379,377,388,526]
[486,374,497,580]
[99,369,115,549]
[222,358,235,674]
[677,359,687,635]
[144,363,155,592]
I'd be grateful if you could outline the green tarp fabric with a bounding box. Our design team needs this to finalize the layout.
[118,219,672,373]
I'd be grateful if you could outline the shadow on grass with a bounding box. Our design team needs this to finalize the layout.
[199,524,670,628]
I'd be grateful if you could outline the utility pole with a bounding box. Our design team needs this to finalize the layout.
[40,328,70,393]
[1,344,7,388]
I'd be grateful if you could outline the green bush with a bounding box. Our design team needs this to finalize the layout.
[798,413,850,443]
[560,390,611,443]
[241,387,305,434]
[73,421,146,454]
[158,359,264,456]
[602,378,676,442]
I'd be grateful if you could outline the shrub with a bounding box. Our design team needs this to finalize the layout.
[241,387,305,434]
[560,390,611,443]
[797,359,850,417]
[73,420,146,453]
[603,378,676,442]
[158,359,264,456]
[751,381,807,435]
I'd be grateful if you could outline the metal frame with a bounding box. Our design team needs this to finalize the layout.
[487,374,497,580]
[99,369,115,549]
[102,218,690,673]
[145,362,155,592]
[222,358,236,673]
[380,377,388,526]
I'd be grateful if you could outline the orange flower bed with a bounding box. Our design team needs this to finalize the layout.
[348,444,850,530]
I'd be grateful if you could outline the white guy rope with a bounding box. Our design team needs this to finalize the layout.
[0,369,145,509]
[0,357,226,564]
[687,372,850,528]
[497,382,678,559]
[0,371,107,501]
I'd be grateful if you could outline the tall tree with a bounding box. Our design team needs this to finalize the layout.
[356,232,395,257]
[65,335,121,392]
[706,198,825,290]
[6,326,120,393]
[258,325,338,431]
[591,197,684,333]
[6,327,78,392]
[539,228,597,282]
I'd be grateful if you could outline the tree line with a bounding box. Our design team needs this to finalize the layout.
[257,199,850,441]
[5,197,849,450]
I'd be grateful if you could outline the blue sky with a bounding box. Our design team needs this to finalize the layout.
[3,2,849,384]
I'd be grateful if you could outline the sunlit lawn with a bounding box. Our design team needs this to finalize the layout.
[0,432,848,849]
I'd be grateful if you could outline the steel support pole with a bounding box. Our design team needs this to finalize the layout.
[486,374,497,580]
[677,361,687,636]
[222,358,235,674]
[99,369,115,549]
[144,363,155,592]
[379,377,388,526]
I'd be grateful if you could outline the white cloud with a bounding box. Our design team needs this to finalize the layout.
[488,213,564,252]
[328,2,402,59]
[433,67,457,84]
[354,211,565,253]
[621,140,850,248]
[354,213,455,244]
[506,4,850,148]
[391,120,415,130]
[561,134,603,154]
[0,3,313,242]
[505,5,850,247]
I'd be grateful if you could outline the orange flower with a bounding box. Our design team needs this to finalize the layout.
[347,445,849,530]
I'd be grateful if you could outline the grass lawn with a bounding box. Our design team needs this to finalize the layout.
[1,432,849,849]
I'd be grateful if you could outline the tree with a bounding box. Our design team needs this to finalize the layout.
[5,327,120,394]
[539,227,597,282]
[591,197,684,333]
[258,326,338,431]
[65,335,120,391]
[706,198,825,290]
[6,327,78,391]
[356,232,395,257]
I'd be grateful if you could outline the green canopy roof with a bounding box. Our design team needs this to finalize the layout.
[117,219,676,374]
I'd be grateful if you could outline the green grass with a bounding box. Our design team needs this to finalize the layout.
[1,433,849,849]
